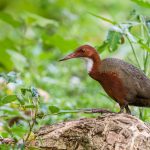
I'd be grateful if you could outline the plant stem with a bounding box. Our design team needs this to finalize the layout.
[144,51,149,74]
[141,15,150,74]
[24,98,38,142]
[126,35,141,69]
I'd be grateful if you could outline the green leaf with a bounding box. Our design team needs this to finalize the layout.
[21,88,31,95]
[0,144,12,150]
[89,12,116,25]
[96,42,109,53]
[0,95,17,106]
[43,34,78,52]
[106,30,122,51]
[1,108,21,116]
[138,40,150,52]
[24,104,36,108]
[49,106,60,114]
[22,12,58,27]
[16,93,25,105]
[0,12,21,27]
[7,50,28,72]
[131,0,150,8]
[0,42,14,71]
[10,124,28,139]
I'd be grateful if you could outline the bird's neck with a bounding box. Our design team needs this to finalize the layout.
[84,53,101,73]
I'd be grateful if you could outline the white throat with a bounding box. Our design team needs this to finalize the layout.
[83,58,94,73]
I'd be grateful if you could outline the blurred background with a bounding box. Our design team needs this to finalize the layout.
[0,0,150,143]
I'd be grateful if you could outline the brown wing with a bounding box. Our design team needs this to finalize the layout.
[120,61,150,99]
[101,58,150,100]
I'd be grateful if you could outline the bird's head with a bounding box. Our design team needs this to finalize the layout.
[59,45,97,61]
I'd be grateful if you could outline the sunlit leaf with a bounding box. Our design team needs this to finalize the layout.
[131,0,150,8]
[21,88,31,95]
[138,40,150,52]
[10,124,28,139]
[106,30,122,51]
[44,34,78,52]
[22,12,58,27]
[0,49,13,71]
[7,50,28,72]
[0,95,17,106]
[0,12,21,27]
[17,93,25,105]
[0,144,12,150]
[49,105,60,113]
[96,41,108,53]
[1,108,21,116]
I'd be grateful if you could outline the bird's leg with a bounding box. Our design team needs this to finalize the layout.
[125,105,131,114]
[118,104,125,113]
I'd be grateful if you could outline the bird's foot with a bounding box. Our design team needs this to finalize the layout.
[118,104,132,115]
[118,109,132,115]
[125,106,131,115]
[118,104,125,114]
[118,110,124,114]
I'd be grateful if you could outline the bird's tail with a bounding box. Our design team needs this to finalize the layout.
[130,98,150,107]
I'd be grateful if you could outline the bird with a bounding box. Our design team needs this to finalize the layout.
[59,44,150,114]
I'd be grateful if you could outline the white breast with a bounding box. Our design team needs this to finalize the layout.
[83,58,94,73]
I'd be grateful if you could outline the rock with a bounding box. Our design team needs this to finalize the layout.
[28,113,150,150]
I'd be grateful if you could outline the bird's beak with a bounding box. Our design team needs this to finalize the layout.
[59,52,78,61]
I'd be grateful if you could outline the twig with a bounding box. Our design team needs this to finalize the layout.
[77,108,114,114]
[43,108,114,117]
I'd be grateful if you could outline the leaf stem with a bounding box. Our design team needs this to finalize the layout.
[89,12,117,25]
[143,51,149,74]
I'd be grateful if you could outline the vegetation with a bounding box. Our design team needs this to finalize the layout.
[0,0,149,149]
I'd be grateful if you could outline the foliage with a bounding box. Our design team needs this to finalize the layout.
[0,0,150,148]
[131,0,150,8]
